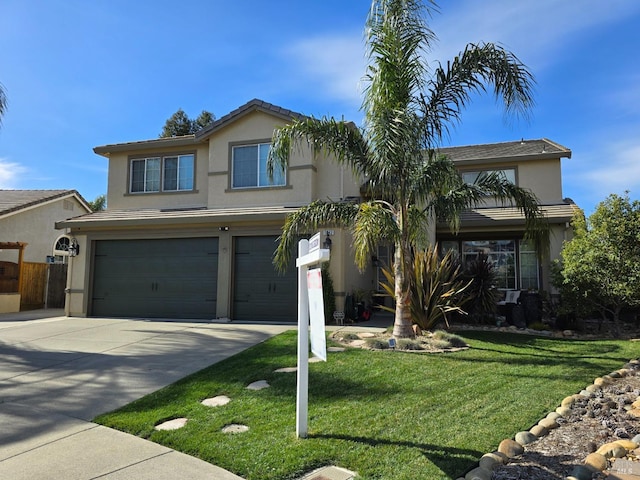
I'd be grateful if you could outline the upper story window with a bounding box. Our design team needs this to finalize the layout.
[232,143,285,189]
[462,168,516,185]
[130,154,194,193]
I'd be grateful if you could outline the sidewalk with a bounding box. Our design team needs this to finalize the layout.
[0,311,291,479]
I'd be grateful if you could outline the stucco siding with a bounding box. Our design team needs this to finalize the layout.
[0,197,87,263]
[206,110,315,208]
[106,144,209,210]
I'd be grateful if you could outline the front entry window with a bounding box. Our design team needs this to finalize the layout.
[462,240,516,289]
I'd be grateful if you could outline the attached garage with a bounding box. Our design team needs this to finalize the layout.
[91,237,218,319]
[233,236,297,321]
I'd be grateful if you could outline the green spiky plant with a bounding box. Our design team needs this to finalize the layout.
[464,253,499,323]
[379,246,471,332]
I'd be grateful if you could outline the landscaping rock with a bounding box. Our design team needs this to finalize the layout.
[155,418,188,431]
[464,466,492,480]
[201,395,230,407]
[569,464,596,480]
[327,347,345,352]
[515,431,537,445]
[538,417,558,430]
[583,452,608,471]
[498,439,524,458]
[596,441,627,458]
[275,367,297,373]
[555,405,572,417]
[478,452,505,470]
[529,424,548,437]
[546,411,562,421]
[221,424,249,434]
[246,380,270,390]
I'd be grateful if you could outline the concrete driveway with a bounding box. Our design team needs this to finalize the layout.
[0,310,291,479]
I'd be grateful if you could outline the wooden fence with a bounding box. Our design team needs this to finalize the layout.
[0,262,68,310]
[21,262,49,310]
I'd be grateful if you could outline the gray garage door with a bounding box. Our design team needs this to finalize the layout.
[233,236,297,321]
[92,238,218,319]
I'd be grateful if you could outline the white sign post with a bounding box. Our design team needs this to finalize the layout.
[295,234,330,438]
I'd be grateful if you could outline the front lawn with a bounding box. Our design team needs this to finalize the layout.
[95,330,638,479]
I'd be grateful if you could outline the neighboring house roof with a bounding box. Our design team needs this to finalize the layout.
[195,98,307,139]
[436,202,579,231]
[56,205,300,229]
[0,190,91,220]
[93,98,307,157]
[439,138,572,166]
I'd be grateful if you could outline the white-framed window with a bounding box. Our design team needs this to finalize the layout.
[130,154,194,193]
[440,237,539,291]
[519,239,539,290]
[231,143,285,189]
[462,240,516,290]
[462,168,516,185]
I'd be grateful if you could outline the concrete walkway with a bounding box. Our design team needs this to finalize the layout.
[0,310,290,480]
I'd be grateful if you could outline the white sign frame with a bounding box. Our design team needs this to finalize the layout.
[295,237,330,439]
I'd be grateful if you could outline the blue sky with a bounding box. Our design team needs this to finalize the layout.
[1,0,639,215]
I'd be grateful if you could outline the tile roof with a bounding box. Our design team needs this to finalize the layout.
[56,205,301,229]
[436,202,579,230]
[0,190,90,217]
[195,98,307,139]
[438,138,572,164]
[93,135,199,156]
[93,99,307,156]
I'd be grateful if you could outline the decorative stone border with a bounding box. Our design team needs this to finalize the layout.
[457,358,640,480]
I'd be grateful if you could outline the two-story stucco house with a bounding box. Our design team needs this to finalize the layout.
[57,99,576,321]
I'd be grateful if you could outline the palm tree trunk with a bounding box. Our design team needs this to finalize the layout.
[392,241,414,338]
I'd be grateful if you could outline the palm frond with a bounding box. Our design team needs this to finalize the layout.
[0,83,7,126]
[352,202,400,270]
[273,200,360,271]
[268,117,370,179]
[419,42,535,148]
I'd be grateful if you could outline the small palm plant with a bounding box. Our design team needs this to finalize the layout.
[379,246,470,332]
[464,253,499,323]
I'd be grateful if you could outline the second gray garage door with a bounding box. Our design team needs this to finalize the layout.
[233,236,297,321]
[92,238,218,319]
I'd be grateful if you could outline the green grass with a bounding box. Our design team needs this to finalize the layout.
[94,331,639,479]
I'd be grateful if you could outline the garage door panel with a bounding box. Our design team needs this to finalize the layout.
[233,236,296,321]
[92,238,218,319]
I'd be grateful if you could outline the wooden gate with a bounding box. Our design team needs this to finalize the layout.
[47,263,68,308]
[20,262,48,309]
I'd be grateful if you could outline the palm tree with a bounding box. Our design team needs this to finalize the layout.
[269,0,547,338]
[0,82,7,126]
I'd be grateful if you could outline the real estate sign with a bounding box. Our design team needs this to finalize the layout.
[307,268,326,361]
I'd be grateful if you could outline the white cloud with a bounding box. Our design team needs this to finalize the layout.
[283,32,366,106]
[0,158,28,189]
[282,1,640,109]
[573,141,640,202]
[431,0,640,71]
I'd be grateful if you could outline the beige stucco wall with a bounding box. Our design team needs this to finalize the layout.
[457,158,563,204]
[315,156,362,200]
[0,197,89,263]
[64,232,88,316]
[206,111,316,208]
[0,293,21,313]
[106,143,209,210]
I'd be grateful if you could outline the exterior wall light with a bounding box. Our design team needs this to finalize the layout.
[68,239,80,257]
